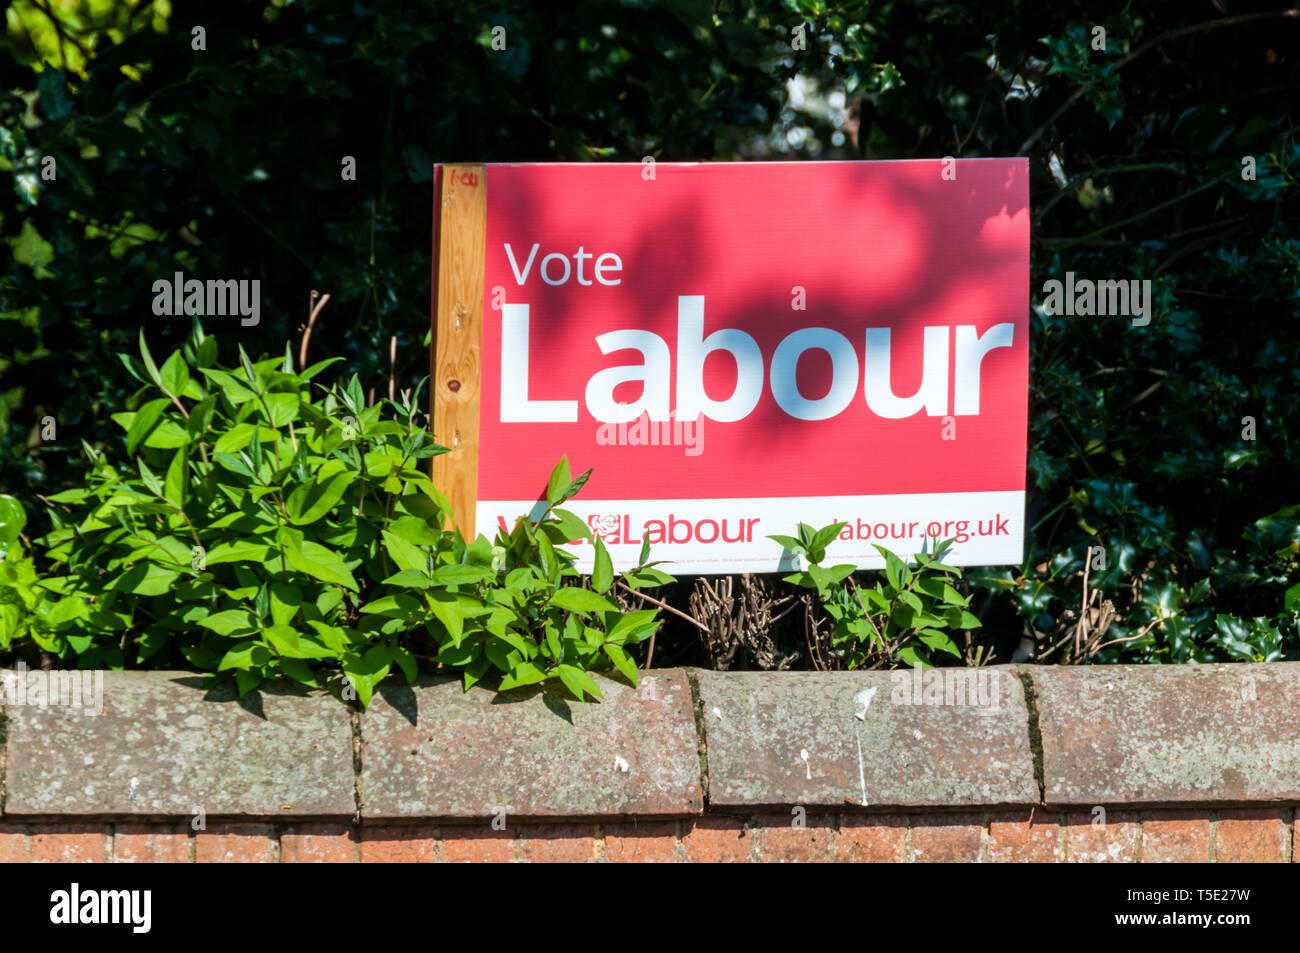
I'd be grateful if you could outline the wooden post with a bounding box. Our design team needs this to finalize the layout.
[431,164,486,538]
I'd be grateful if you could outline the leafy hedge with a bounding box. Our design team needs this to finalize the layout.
[2,1,1298,668]
[0,323,672,704]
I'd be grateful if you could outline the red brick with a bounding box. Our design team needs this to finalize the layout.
[603,821,679,862]
[912,813,983,862]
[114,824,188,863]
[1141,810,1210,862]
[0,824,29,863]
[281,824,356,863]
[31,825,109,862]
[361,826,439,863]
[441,824,514,863]
[520,824,598,863]
[681,817,753,862]
[1216,809,1286,863]
[836,814,908,862]
[988,811,1060,862]
[1066,810,1137,862]
[755,813,835,862]
[195,823,271,863]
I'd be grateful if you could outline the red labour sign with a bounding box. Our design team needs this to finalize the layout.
[468,160,1029,573]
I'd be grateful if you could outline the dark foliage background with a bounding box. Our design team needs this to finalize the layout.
[2,0,1297,668]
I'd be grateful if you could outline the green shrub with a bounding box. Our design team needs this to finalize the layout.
[0,322,672,705]
[770,522,980,669]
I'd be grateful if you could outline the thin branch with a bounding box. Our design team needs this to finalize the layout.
[1032,162,1185,227]
[298,290,331,370]
[1094,616,1166,652]
[1049,175,1230,251]
[616,581,710,634]
[388,335,397,402]
[1018,9,1300,154]
[957,87,990,154]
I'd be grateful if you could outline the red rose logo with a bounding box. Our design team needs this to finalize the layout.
[589,514,621,543]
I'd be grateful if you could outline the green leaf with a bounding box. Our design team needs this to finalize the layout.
[205,540,274,565]
[142,420,189,449]
[343,670,373,709]
[622,567,675,589]
[387,515,443,547]
[286,540,359,591]
[547,508,592,542]
[200,368,257,404]
[499,661,549,691]
[159,349,192,399]
[198,609,260,637]
[537,532,560,583]
[360,592,424,618]
[602,643,639,684]
[213,423,277,454]
[111,561,180,596]
[946,608,981,629]
[606,609,660,643]
[280,659,319,687]
[556,664,603,701]
[592,535,614,593]
[235,670,263,696]
[427,591,464,644]
[126,398,170,455]
[270,582,302,625]
[874,546,905,590]
[300,357,343,380]
[391,645,418,683]
[0,495,27,556]
[263,624,301,657]
[262,392,301,427]
[119,352,148,385]
[768,534,804,552]
[286,470,355,526]
[897,645,930,668]
[38,596,87,628]
[383,569,433,588]
[1285,582,1300,613]
[565,468,593,500]
[432,563,493,586]
[827,564,855,584]
[898,590,923,613]
[546,456,572,505]
[917,629,961,658]
[862,587,891,611]
[382,530,427,572]
[187,395,217,441]
[218,642,267,672]
[138,329,163,387]
[136,628,169,663]
[811,522,846,551]
[238,345,262,393]
[164,446,189,507]
[550,587,618,615]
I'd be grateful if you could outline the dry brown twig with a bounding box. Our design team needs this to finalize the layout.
[691,575,800,670]
[615,581,708,672]
[299,290,332,371]
[388,335,397,402]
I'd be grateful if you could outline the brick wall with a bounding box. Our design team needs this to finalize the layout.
[2,664,1298,862]
[1,809,1294,862]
